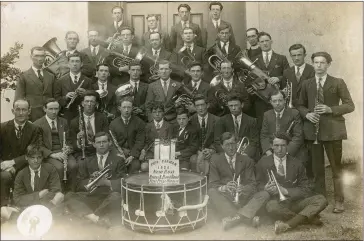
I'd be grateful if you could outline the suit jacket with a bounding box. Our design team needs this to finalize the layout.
[209,152,256,200]
[261,108,304,157]
[141,47,174,83]
[246,47,262,61]
[172,124,199,162]
[172,45,207,66]
[282,64,315,107]
[170,22,203,50]
[81,45,110,69]
[204,19,235,48]
[33,116,70,157]
[189,113,219,150]
[255,155,311,201]
[76,150,127,193]
[186,80,210,97]
[144,121,173,159]
[109,116,145,159]
[92,82,117,116]
[104,22,129,40]
[13,163,61,207]
[254,51,290,83]
[142,30,170,50]
[297,75,355,141]
[120,81,148,108]
[214,113,259,160]
[0,120,41,170]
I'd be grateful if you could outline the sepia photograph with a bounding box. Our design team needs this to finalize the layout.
[0,1,362,240]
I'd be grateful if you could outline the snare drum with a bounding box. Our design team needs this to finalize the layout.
[121,172,208,233]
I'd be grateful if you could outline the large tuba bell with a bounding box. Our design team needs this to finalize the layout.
[42,37,68,77]
[115,84,134,99]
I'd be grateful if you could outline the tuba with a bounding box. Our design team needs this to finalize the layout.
[42,37,68,78]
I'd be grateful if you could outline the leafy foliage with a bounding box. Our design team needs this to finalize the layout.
[1,42,23,90]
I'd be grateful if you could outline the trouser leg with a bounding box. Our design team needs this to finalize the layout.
[208,188,237,219]
[291,194,328,219]
[238,190,270,219]
[308,141,326,196]
[64,192,98,217]
[66,155,78,192]
[94,192,121,224]
[1,171,13,207]
[266,199,296,221]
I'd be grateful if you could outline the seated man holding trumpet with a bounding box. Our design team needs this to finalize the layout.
[255,132,328,234]
[64,132,127,228]
[208,132,270,230]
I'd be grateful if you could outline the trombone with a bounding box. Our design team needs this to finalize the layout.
[267,170,288,202]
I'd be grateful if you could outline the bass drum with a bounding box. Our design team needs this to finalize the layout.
[121,172,208,234]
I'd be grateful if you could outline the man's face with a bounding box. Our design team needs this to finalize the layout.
[228,100,242,116]
[290,48,306,67]
[194,99,208,117]
[270,93,285,112]
[82,96,97,115]
[272,138,288,158]
[65,33,79,50]
[93,135,111,155]
[118,101,133,118]
[97,66,110,82]
[258,35,272,52]
[218,28,231,43]
[120,29,134,46]
[178,7,190,21]
[158,63,172,80]
[182,29,195,43]
[246,30,258,47]
[88,31,99,47]
[220,62,233,79]
[112,8,123,22]
[222,136,237,157]
[152,108,164,122]
[12,100,30,123]
[147,16,158,30]
[210,4,221,20]
[149,33,162,49]
[68,56,82,73]
[44,101,59,120]
[313,56,330,75]
[26,153,43,170]
[31,49,46,68]
[128,65,142,81]
[190,65,203,82]
[177,113,189,128]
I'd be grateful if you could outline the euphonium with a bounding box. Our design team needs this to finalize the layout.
[214,89,228,108]
[84,164,112,193]
[179,46,196,68]
[78,106,86,160]
[267,170,288,202]
[237,137,249,155]
[110,48,146,69]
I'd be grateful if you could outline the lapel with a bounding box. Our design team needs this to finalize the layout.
[94,112,102,133]
[41,117,52,148]
[235,154,244,177]
[156,80,167,100]
[205,113,214,139]
[89,155,99,173]
[308,78,318,102]
[104,152,113,168]
[25,68,43,91]
[267,52,278,71]
[20,122,32,150]
[57,117,65,146]
[323,75,334,93]
[23,168,33,193]
[39,165,50,190]
[42,71,51,94]
[257,54,266,70]
[222,153,235,176]
[166,81,176,101]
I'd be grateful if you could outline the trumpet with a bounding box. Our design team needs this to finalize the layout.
[267,170,288,202]
[237,137,249,155]
[78,105,86,160]
[65,79,85,109]
[84,164,112,193]
[109,130,126,159]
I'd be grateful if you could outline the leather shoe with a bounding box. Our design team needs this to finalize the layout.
[252,216,260,228]
[97,217,111,228]
[274,220,290,234]
[333,202,344,213]
[222,214,241,231]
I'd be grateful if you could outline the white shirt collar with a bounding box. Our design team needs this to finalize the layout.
[224,153,237,166]
[184,43,194,51]
[115,20,123,27]
[70,72,81,81]
[96,151,109,169]
[152,48,161,55]
[197,114,208,126]
[30,165,41,173]
[123,44,132,51]
[273,154,287,177]
[91,45,100,53]
[315,74,328,86]
[98,81,107,89]
[83,113,95,120]
[160,78,170,86]
[67,49,76,55]
[179,126,186,135]
[181,21,190,26]
[154,120,164,128]
[122,116,131,123]
[130,80,140,86]
[14,120,25,129]
[295,63,306,73]
[223,76,233,85]
[220,41,229,48]
[31,66,43,77]
[213,18,221,26]
[45,115,57,128]
[232,113,242,123]
[274,108,285,118]
[191,79,201,88]
[263,50,273,58]
[150,28,159,33]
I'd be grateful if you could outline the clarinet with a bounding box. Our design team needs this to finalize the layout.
[78,105,86,159]
[109,130,126,159]
[62,131,68,183]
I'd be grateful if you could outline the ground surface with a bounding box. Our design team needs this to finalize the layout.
[1,163,362,240]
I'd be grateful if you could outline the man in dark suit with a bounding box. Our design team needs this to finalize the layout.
[261,90,306,162]
[297,52,355,213]
[186,62,210,97]
[13,144,64,210]
[109,96,145,174]
[64,132,126,228]
[209,132,269,230]
[208,61,251,117]
[70,91,109,161]
[104,6,129,42]
[139,101,173,172]
[33,98,78,192]
[282,44,315,107]
[142,14,170,50]
[81,30,110,72]
[169,4,203,51]
[214,93,259,161]
[245,28,262,60]
[1,99,42,207]
[255,133,328,234]
[15,47,56,122]
[205,2,235,48]
[171,108,199,171]
[92,64,117,121]
[189,94,219,175]
[145,60,182,122]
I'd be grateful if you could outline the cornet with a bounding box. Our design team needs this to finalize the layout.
[267,170,288,202]
[84,164,112,193]
[233,175,241,204]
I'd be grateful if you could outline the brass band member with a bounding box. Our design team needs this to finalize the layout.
[142,14,170,50]
[13,144,64,212]
[54,53,93,124]
[105,6,128,42]
[255,133,328,234]
[14,46,56,122]
[186,62,210,97]
[109,96,145,174]
[1,99,42,207]
[81,30,110,70]
[208,132,269,230]
[245,28,262,60]
[33,98,78,191]
[64,132,127,228]
[297,52,355,213]
[261,90,306,162]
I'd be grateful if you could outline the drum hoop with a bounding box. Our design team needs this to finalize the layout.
[121,184,206,194]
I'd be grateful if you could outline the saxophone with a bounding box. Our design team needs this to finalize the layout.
[78,105,86,159]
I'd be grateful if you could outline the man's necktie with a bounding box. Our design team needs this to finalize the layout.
[276,112,281,132]
[228,156,234,171]
[101,83,105,91]
[51,120,57,132]
[34,171,40,191]
[318,78,324,104]
[214,21,218,29]
[277,159,285,177]
[156,123,160,129]
[295,67,301,82]
[234,116,239,136]
[37,70,43,82]
[179,127,183,136]
[227,82,232,91]
[153,50,158,57]
[135,83,138,94]
[163,81,168,97]
[92,47,97,57]
[221,42,227,55]
[187,46,192,54]
[182,21,186,29]
[123,47,128,56]
[86,117,94,143]
[201,117,206,148]
[73,75,78,85]
[264,53,269,68]
[16,126,22,139]
[98,155,104,170]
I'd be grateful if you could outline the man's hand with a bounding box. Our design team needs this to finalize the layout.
[76,88,86,96]
[246,87,255,95]
[175,151,181,158]
[265,150,273,156]
[314,104,332,114]
[50,192,64,206]
[133,107,144,115]
[225,181,237,193]
[66,92,76,99]
[77,131,85,140]
[125,156,134,166]
[306,112,320,124]
[97,176,111,187]
[268,77,280,85]
[50,153,67,162]
[265,182,278,196]
[119,66,129,72]
[139,149,146,161]
[5,166,16,175]
[39,189,49,199]
[1,160,15,171]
